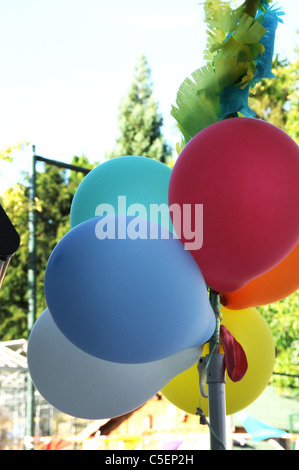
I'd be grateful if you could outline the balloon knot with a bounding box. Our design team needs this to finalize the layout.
[220,295,228,306]
[196,408,208,425]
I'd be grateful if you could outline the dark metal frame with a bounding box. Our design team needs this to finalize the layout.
[26,145,90,449]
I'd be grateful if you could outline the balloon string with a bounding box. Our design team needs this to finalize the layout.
[196,408,226,450]
[209,289,222,353]
[205,289,222,377]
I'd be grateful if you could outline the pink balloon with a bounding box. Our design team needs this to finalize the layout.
[169,118,299,293]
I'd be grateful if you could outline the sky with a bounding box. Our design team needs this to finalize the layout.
[0,0,298,192]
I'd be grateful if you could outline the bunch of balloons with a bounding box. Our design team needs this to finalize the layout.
[28,118,299,421]
[28,156,215,419]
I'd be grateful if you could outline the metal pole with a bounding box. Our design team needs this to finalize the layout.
[25,144,36,450]
[204,0,261,450]
[201,4,261,449]
[35,155,90,175]
[24,148,90,449]
[207,290,227,450]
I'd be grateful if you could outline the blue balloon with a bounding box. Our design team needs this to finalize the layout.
[45,215,215,364]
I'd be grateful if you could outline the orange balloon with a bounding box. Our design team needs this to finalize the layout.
[221,243,299,310]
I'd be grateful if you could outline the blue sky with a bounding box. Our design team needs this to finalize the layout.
[0,0,298,192]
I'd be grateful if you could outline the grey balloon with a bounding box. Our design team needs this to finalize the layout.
[27,309,203,419]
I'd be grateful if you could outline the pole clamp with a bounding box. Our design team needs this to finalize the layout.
[197,353,226,399]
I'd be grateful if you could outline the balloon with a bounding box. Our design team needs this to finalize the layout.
[168,118,299,293]
[70,156,173,232]
[28,309,203,419]
[221,243,299,309]
[45,215,216,364]
[161,307,275,416]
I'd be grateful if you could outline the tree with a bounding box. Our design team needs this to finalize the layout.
[284,50,299,144]
[106,54,172,165]
[249,51,299,396]
[249,53,299,144]
[0,141,29,162]
[258,293,299,398]
[0,154,95,340]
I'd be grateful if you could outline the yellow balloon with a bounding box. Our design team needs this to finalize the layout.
[161,307,275,416]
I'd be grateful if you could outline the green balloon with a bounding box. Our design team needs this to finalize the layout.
[70,156,173,231]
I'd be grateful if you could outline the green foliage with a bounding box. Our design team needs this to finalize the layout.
[250,54,299,143]
[106,54,173,165]
[0,141,30,162]
[0,155,95,340]
[258,292,299,397]
[285,54,299,144]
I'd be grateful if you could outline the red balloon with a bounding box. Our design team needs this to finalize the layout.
[169,118,299,293]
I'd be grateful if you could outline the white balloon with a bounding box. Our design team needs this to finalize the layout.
[27,309,203,419]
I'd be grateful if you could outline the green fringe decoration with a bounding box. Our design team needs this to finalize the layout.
[171,0,277,148]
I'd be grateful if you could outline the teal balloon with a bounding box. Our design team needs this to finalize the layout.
[70,156,173,232]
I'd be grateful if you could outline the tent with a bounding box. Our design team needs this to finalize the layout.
[238,412,288,442]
